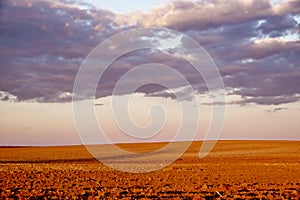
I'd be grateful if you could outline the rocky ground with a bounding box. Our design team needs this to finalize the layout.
[1,141,300,199]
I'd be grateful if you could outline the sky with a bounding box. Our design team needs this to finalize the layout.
[0,0,299,146]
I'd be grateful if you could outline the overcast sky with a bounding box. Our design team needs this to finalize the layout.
[0,0,299,145]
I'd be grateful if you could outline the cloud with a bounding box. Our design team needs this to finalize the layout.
[123,0,300,31]
[0,0,299,106]
[234,95,300,105]
[243,38,299,60]
[265,107,288,113]
[0,0,119,102]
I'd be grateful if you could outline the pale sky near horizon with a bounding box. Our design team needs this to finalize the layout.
[0,0,299,145]
[0,98,299,146]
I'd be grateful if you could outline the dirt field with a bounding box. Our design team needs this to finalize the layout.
[1,141,300,199]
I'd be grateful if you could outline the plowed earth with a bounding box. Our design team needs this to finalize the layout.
[1,141,300,199]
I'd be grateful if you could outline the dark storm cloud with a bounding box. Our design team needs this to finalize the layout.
[0,0,299,105]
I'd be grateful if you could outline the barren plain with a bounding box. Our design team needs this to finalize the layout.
[1,141,300,199]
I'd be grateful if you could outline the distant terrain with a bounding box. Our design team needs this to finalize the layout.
[1,141,300,199]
